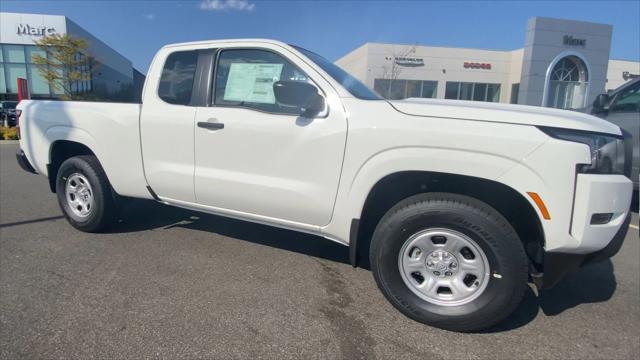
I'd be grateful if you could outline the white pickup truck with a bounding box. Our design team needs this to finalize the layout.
[16,39,633,332]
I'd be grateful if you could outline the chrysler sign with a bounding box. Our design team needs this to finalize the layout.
[16,24,57,36]
[394,57,425,67]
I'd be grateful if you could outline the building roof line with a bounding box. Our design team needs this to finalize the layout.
[363,41,523,54]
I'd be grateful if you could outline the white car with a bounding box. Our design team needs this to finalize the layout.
[15,39,633,332]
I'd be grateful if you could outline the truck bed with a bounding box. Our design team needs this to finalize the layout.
[17,100,150,199]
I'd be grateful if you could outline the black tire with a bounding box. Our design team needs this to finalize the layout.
[370,192,528,332]
[55,155,117,232]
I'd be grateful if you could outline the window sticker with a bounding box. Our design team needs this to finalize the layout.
[223,63,284,104]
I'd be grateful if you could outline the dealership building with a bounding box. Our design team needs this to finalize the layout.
[0,12,143,101]
[337,17,640,109]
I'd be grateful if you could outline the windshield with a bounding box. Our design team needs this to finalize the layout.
[293,46,381,100]
[1,102,18,109]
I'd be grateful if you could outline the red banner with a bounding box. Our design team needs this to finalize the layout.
[17,78,30,101]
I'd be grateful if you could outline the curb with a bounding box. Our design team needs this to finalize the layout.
[0,140,19,145]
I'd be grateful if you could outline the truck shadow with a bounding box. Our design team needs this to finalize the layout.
[111,199,618,332]
[485,259,616,332]
[111,199,350,264]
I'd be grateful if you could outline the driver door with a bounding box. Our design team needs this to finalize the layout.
[193,47,347,226]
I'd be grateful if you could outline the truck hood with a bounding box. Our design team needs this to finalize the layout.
[389,98,622,136]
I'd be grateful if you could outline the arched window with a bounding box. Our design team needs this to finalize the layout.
[550,57,587,82]
[546,55,589,109]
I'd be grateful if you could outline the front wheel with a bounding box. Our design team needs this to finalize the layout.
[370,193,528,332]
[55,155,117,232]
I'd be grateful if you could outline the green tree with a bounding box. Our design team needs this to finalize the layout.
[32,34,98,100]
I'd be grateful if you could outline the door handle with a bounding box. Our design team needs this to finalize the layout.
[197,121,224,130]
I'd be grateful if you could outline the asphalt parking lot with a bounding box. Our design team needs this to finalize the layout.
[1,141,638,359]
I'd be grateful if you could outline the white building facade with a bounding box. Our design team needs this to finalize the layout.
[336,17,640,109]
[0,12,143,101]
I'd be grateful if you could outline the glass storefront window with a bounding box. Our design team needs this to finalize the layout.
[421,81,437,98]
[52,68,65,95]
[445,82,501,102]
[27,65,50,95]
[0,44,105,100]
[0,65,6,94]
[487,84,501,102]
[374,78,439,100]
[5,64,27,93]
[473,83,488,101]
[389,80,406,100]
[374,79,391,98]
[510,84,520,104]
[546,56,589,109]
[406,80,421,98]
[26,46,47,64]
[459,82,473,100]
[445,82,458,99]
[548,81,586,109]
[3,45,26,63]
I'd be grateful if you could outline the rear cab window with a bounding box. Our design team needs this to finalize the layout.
[158,50,199,105]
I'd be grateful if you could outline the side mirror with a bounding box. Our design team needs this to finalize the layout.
[273,81,325,117]
[592,93,609,113]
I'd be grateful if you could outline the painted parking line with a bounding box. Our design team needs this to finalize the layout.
[630,224,639,230]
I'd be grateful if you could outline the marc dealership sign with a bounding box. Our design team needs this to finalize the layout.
[16,23,57,36]
[563,35,586,47]
[0,13,66,45]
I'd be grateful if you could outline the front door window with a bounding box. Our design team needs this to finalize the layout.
[214,49,310,115]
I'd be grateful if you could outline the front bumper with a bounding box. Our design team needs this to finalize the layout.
[568,174,632,253]
[534,212,631,289]
[533,172,632,289]
[16,149,37,174]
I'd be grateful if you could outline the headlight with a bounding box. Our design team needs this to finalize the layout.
[539,127,626,175]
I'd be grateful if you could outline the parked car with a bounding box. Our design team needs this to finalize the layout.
[15,39,633,332]
[0,101,18,127]
[582,78,639,190]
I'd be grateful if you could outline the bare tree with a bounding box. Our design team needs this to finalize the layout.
[379,45,417,98]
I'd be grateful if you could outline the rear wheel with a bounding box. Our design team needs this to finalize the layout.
[370,192,528,332]
[55,155,116,232]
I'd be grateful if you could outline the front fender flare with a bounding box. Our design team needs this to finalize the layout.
[323,146,549,265]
